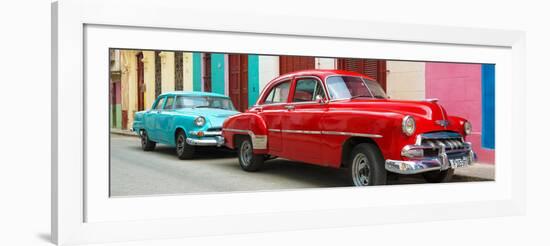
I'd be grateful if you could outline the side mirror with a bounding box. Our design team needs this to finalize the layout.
[315,95,327,104]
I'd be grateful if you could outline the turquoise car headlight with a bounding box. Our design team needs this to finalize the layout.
[194,116,206,127]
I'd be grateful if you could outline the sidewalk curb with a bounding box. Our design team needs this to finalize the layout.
[110,129,138,137]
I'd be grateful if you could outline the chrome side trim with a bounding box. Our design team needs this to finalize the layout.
[225,128,383,147]
[321,131,383,138]
[223,128,249,134]
[265,129,383,138]
[223,128,268,149]
[282,129,322,135]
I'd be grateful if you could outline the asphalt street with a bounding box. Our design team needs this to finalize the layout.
[110,134,490,197]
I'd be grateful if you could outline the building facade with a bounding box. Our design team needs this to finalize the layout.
[109,49,495,164]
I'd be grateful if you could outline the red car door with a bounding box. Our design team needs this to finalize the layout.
[257,80,292,155]
[281,76,328,165]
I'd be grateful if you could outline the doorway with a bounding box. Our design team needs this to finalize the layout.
[136,52,145,111]
[228,54,249,112]
[203,53,212,92]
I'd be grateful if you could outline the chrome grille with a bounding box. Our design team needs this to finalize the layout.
[418,132,466,156]
[207,127,222,132]
[422,139,465,150]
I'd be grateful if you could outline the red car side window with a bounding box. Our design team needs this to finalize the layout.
[263,81,290,104]
[293,78,325,102]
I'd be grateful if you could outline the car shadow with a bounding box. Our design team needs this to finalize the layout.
[126,144,490,188]
[220,158,491,188]
[129,145,237,160]
[255,159,352,188]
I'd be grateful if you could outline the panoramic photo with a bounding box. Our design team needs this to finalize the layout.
[108,49,495,196]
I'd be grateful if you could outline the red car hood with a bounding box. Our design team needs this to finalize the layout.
[333,98,448,121]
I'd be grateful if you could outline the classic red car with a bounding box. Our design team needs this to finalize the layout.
[222,70,476,186]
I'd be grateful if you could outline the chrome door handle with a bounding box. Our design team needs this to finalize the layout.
[284,105,295,110]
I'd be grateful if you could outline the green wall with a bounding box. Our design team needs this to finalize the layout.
[110,104,122,129]
[211,54,225,94]
[192,53,202,91]
[248,55,260,106]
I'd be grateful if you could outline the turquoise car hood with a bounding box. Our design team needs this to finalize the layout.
[174,108,239,127]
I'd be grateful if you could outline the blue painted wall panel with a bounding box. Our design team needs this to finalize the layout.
[481,64,495,149]
[248,55,260,107]
[192,53,202,91]
[211,54,225,94]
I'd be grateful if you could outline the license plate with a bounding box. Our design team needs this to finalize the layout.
[449,156,469,169]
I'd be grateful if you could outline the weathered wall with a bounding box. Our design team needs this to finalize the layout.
[315,58,336,69]
[142,51,156,110]
[258,55,279,97]
[159,51,175,93]
[386,61,425,100]
[120,50,138,129]
[183,52,194,91]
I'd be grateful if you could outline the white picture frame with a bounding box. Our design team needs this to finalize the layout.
[52,0,526,245]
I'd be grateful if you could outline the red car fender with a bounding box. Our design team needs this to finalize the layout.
[446,116,469,138]
[222,113,268,154]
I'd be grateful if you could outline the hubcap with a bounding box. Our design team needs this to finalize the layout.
[240,141,252,167]
[352,153,370,186]
[176,135,185,155]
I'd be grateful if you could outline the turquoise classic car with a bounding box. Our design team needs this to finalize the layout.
[132,91,239,159]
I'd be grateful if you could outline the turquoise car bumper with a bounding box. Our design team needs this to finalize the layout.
[185,136,224,147]
[186,130,224,147]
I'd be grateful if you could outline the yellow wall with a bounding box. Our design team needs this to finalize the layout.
[386,61,426,100]
[142,51,156,109]
[183,52,194,91]
[160,51,175,93]
[120,50,138,128]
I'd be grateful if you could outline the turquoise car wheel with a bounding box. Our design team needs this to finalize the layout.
[176,130,195,159]
[140,130,156,151]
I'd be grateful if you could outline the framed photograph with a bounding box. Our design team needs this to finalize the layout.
[52,0,526,245]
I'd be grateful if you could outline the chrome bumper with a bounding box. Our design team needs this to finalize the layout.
[185,136,225,147]
[385,142,476,175]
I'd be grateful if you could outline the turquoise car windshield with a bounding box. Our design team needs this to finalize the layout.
[174,96,236,110]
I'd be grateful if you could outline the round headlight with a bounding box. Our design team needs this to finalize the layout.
[194,116,206,127]
[402,115,416,136]
[464,121,472,135]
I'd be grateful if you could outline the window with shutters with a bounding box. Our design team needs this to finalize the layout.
[155,51,162,97]
[203,53,212,92]
[279,56,315,74]
[337,58,387,91]
[174,52,183,91]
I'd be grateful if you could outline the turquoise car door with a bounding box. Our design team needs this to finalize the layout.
[144,96,165,142]
[157,96,175,143]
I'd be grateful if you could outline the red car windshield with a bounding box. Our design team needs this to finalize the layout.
[326,76,387,100]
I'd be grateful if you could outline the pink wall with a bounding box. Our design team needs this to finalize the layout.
[425,63,494,164]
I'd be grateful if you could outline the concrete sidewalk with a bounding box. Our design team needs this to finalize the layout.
[454,163,494,180]
[109,130,495,180]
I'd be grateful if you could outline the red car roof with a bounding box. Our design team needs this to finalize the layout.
[274,69,376,82]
